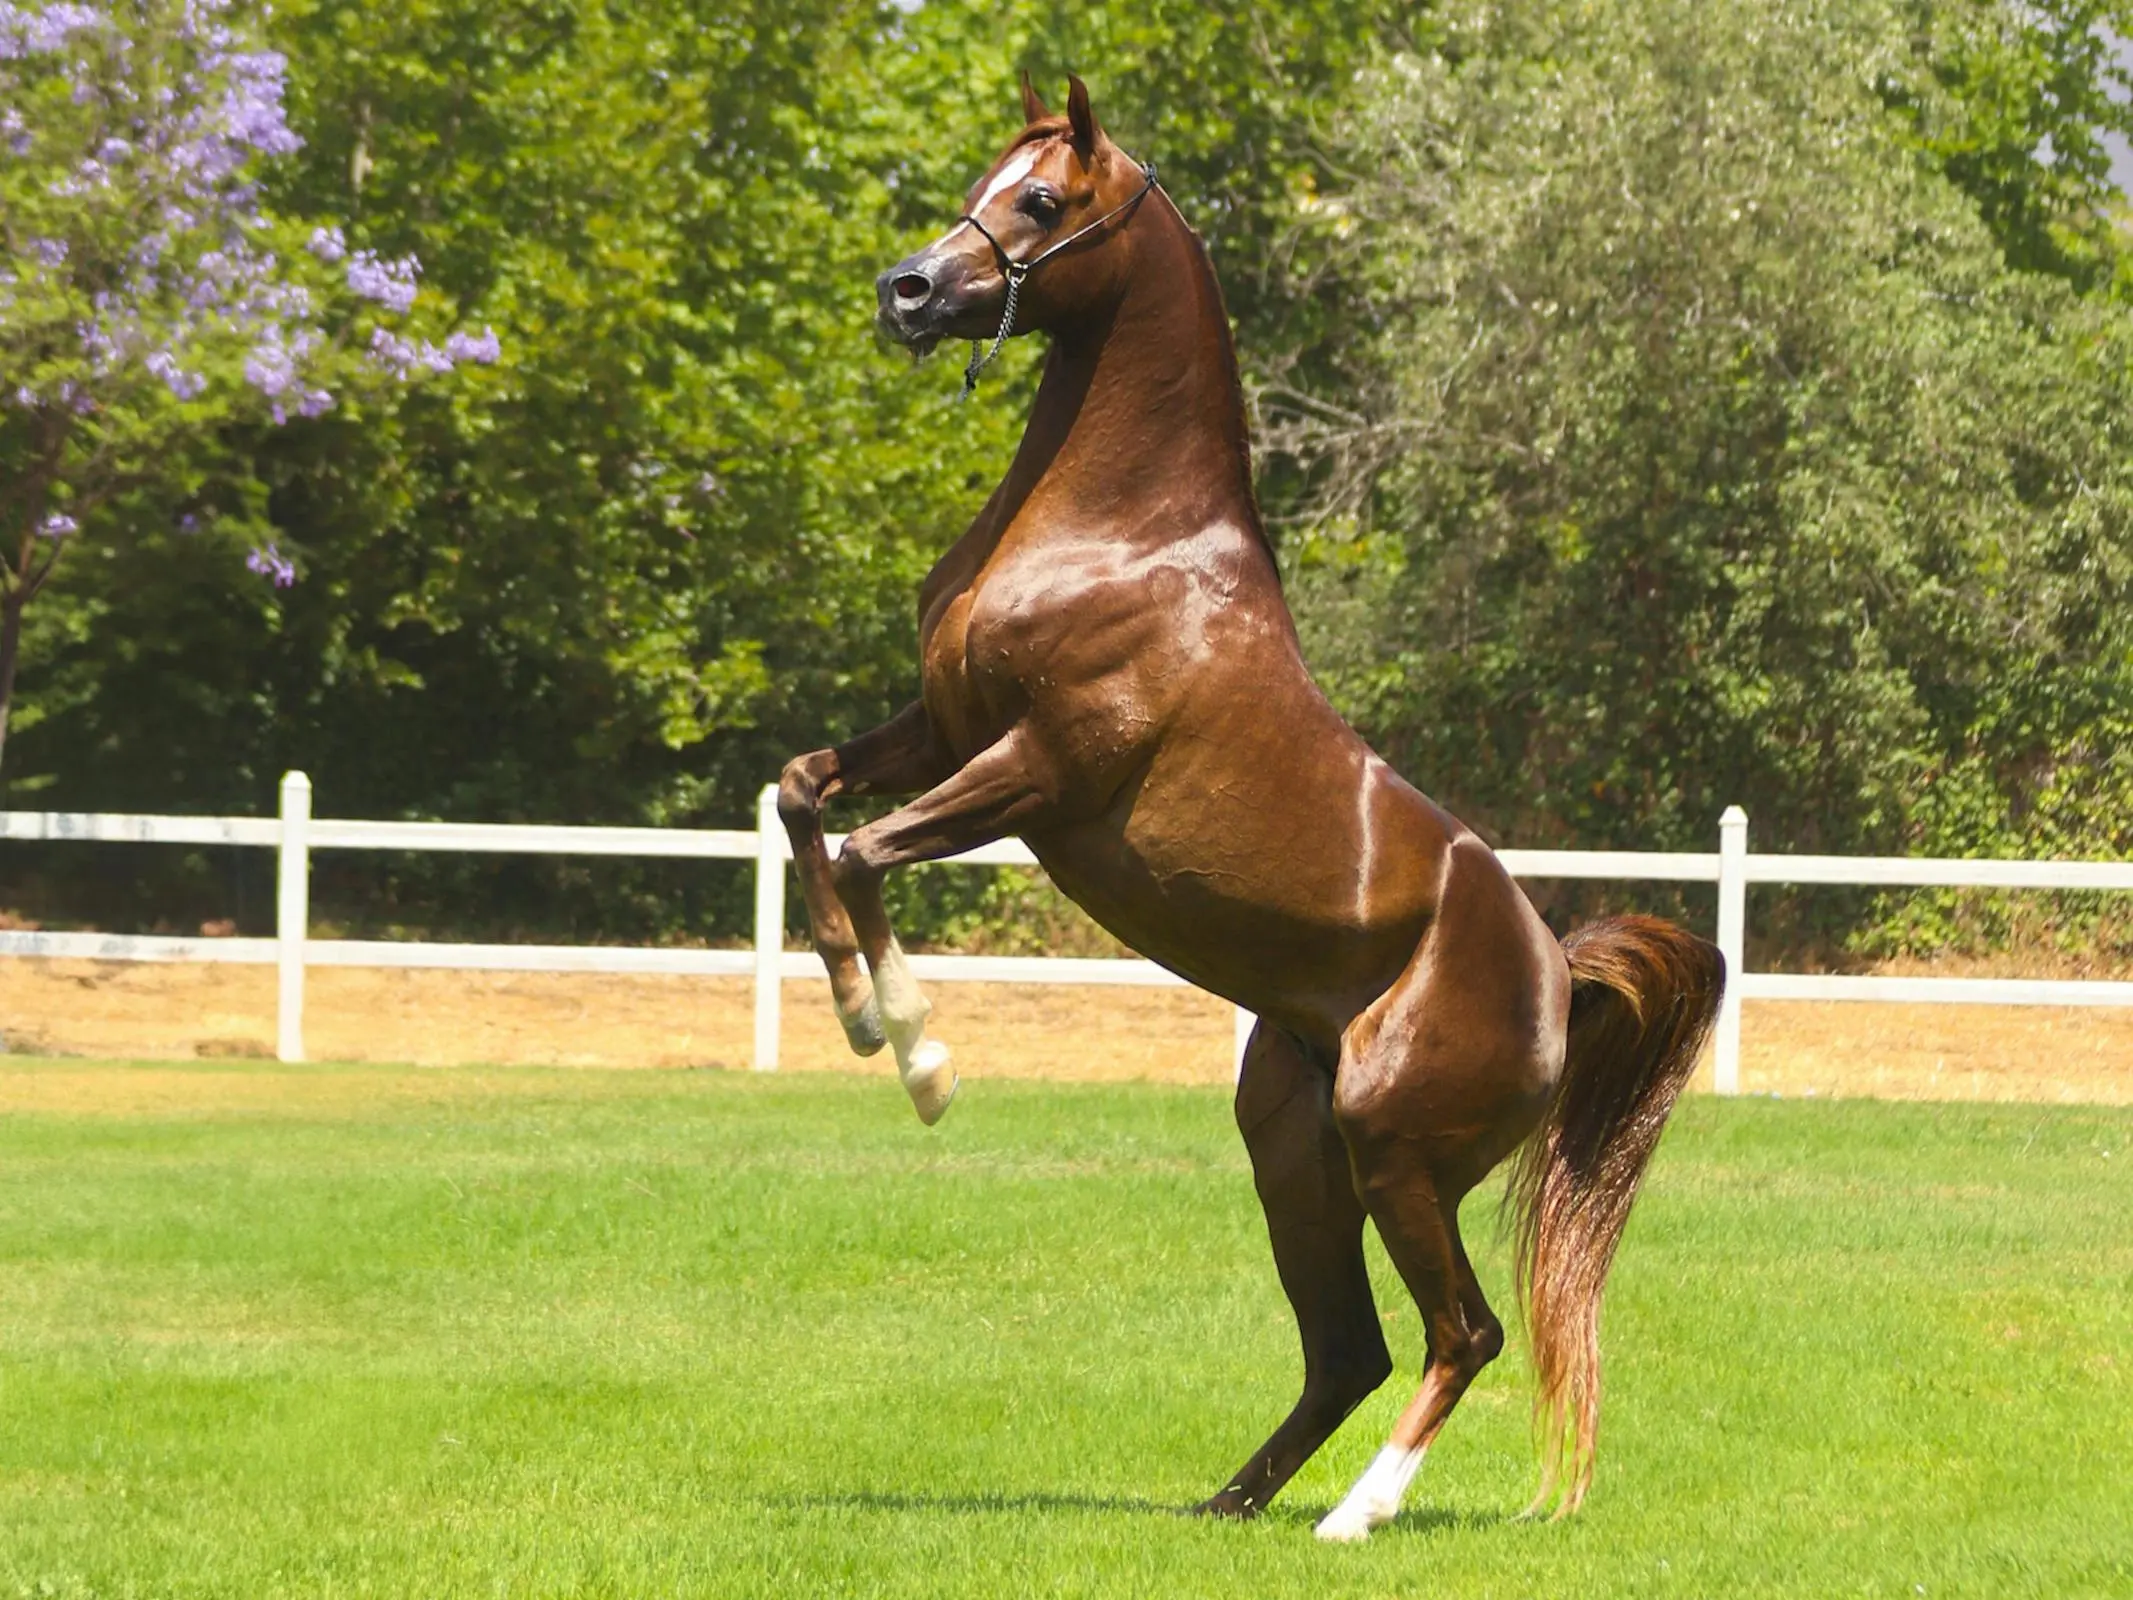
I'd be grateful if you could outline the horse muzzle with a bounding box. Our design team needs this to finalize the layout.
[874,250,1000,354]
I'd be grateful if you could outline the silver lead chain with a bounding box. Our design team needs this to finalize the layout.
[961,268,1024,401]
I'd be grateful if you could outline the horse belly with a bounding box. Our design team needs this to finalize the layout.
[1024,747,1444,1039]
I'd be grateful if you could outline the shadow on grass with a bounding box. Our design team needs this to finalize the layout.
[770,1489,1173,1517]
[768,1488,1511,1537]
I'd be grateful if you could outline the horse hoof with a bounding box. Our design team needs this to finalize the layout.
[1186,1489,1260,1520]
[838,999,887,1058]
[901,1039,957,1126]
[1313,1504,1377,1543]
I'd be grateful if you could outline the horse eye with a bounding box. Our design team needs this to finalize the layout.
[1020,188,1063,224]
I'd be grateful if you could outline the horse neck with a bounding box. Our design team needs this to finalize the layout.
[1010,195,1262,537]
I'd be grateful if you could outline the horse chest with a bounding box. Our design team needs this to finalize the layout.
[920,569,1096,760]
[919,587,1019,755]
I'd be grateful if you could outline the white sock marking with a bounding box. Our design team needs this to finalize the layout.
[870,939,956,1124]
[1314,1444,1426,1542]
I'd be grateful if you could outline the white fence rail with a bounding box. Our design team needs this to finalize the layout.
[5,775,2132,1092]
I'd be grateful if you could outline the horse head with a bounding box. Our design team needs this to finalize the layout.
[875,73,1154,362]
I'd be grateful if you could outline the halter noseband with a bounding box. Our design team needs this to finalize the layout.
[955,158,1159,399]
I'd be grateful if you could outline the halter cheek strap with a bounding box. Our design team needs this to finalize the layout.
[956,159,1159,399]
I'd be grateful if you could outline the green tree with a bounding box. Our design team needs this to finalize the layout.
[1882,0,2133,290]
[1270,0,2133,927]
[0,0,496,784]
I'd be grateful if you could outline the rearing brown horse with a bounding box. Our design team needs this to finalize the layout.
[777,74,1724,1539]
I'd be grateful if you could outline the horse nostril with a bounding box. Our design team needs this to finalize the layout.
[894,272,933,308]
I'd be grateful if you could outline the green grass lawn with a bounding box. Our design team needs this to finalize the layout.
[0,1062,2127,1598]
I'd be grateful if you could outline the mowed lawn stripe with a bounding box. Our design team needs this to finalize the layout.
[0,1064,2126,1598]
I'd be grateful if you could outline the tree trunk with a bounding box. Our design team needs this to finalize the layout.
[0,589,23,784]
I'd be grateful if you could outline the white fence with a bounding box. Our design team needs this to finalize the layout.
[5,773,2133,1091]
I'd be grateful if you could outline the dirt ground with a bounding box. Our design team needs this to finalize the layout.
[2,956,2130,1105]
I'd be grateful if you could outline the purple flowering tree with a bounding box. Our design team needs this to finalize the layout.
[0,0,497,776]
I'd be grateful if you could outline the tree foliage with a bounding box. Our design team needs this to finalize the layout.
[1270,0,2133,952]
[0,0,498,775]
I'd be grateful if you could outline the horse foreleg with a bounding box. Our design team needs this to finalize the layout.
[778,702,953,1057]
[830,730,1047,1124]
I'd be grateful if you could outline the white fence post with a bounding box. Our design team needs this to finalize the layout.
[1714,804,1747,1095]
[1233,1007,1255,1081]
[276,770,311,1064]
[752,783,784,1071]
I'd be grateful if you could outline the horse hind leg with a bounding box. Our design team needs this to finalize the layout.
[1196,1022,1392,1518]
[1313,997,1532,1541]
[1311,1161,1504,1543]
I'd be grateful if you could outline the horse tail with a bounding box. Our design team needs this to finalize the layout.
[1506,913,1725,1516]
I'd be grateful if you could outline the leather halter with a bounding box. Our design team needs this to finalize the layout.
[955,157,1159,398]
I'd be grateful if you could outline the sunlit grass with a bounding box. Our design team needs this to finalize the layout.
[0,1062,2126,1597]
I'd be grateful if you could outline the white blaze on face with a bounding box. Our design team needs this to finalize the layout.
[969,148,1039,218]
[936,148,1038,260]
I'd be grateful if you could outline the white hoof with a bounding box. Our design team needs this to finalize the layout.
[1313,1504,1378,1543]
[900,1037,957,1126]
[1314,1445,1424,1543]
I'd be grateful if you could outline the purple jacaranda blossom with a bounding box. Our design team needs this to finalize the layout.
[257,280,311,320]
[78,313,129,368]
[2,0,468,613]
[145,350,207,400]
[0,1,106,57]
[47,160,105,196]
[184,243,278,315]
[37,512,78,538]
[346,250,419,313]
[368,325,453,378]
[245,541,297,587]
[243,328,297,396]
[217,49,299,157]
[443,326,501,365]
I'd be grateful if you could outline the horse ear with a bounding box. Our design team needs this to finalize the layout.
[1020,69,1050,125]
[1066,72,1101,153]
